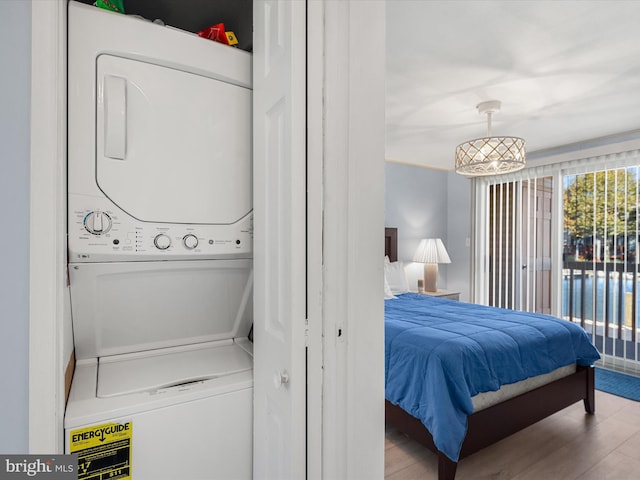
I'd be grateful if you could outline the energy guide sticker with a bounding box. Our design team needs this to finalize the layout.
[69,422,132,480]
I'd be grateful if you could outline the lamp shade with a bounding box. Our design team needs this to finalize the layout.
[413,238,451,264]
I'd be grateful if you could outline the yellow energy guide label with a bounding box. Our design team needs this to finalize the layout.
[69,422,132,480]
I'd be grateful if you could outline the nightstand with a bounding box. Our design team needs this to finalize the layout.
[420,289,460,301]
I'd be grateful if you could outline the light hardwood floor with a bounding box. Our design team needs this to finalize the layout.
[385,391,640,480]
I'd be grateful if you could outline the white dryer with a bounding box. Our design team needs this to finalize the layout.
[67,1,252,263]
[65,3,254,479]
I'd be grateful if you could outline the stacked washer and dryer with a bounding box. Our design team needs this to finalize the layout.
[65,3,253,478]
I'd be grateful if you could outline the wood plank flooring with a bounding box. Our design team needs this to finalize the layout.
[385,391,640,480]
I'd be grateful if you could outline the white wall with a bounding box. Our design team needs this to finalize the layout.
[384,162,472,300]
[0,0,31,453]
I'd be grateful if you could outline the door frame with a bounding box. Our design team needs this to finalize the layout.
[316,2,386,477]
[29,0,68,453]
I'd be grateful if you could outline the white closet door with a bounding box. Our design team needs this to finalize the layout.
[253,0,307,479]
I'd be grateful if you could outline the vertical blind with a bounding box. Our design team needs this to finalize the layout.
[475,175,554,313]
[473,149,640,371]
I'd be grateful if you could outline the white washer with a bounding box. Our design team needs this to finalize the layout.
[65,3,254,479]
[65,340,253,480]
[65,260,254,479]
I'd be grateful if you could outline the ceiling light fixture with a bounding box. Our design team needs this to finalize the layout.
[455,100,526,176]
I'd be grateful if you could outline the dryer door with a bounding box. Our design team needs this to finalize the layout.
[96,55,252,225]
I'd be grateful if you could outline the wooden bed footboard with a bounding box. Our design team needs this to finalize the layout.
[385,365,595,480]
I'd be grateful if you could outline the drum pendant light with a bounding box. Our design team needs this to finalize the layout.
[455,100,526,176]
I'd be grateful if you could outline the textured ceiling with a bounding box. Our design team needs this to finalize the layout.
[385,0,640,170]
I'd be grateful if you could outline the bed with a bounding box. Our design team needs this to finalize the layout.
[383,227,600,480]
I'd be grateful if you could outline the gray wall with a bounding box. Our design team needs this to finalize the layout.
[384,162,472,300]
[446,172,471,302]
[0,0,31,453]
[384,162,450,291]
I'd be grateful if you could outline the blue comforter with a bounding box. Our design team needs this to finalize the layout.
[385,293,600,462]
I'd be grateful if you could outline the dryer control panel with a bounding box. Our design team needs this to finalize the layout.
[69,194,252,262]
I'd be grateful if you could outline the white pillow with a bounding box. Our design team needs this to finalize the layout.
[384,276,396,299]
[384,261,409,295]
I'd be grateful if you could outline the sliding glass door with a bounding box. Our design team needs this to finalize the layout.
[563,167,640,371]
[477,175,555,314]
[474,149,640,372]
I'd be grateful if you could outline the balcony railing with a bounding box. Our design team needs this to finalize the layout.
[563,260,640,368]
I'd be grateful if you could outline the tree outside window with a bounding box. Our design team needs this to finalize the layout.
[564,169,640,262]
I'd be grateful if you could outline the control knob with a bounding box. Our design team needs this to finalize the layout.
[154,234,171,250]
[183,234,199,249]
[84,211,112,235]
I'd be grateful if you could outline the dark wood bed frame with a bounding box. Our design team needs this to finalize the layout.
[383,227,595,480]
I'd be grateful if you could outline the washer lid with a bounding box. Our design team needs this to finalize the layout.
[69,259,253,360]
[95,54,252,225]
[97,340,253,398]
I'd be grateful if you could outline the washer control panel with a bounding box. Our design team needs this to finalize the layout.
[69,195,252,262]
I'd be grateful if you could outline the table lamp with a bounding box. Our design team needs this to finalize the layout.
[413,238,451,293]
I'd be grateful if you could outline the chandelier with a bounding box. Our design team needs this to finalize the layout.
[455,100,526,176]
